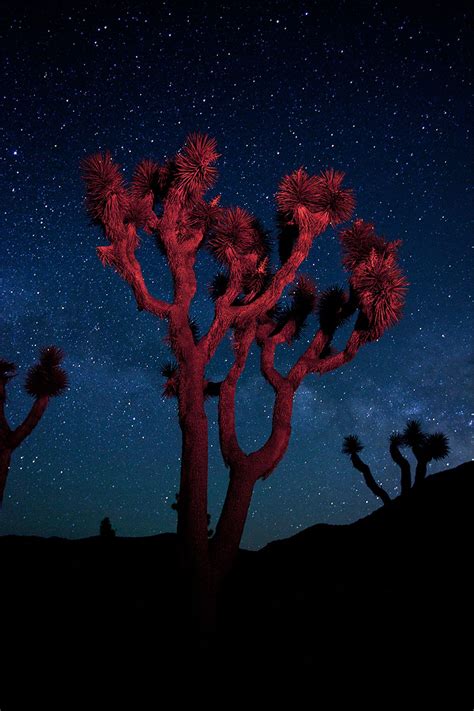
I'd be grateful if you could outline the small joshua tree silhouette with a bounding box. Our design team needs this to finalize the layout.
[0,347,68,505]
[342,419,450,502]
[401,419,450,487]
[100,516,116,538]
[342,434,391,505]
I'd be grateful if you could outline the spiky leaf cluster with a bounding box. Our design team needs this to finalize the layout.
[130,159,163,202]
[173,133,219,199]
[312,169,355,224]
[81,152,129,229]
[342,434,364,456]
[402,419,426,448]
[207,207,263,265]
[401,420,450,462]
[351,250,408,340]
[423,432,450,461]
[276,168,324,214]
[25,347,68,398]
[339,220,402,273]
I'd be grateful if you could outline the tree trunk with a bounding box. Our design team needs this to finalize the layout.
[0,448,12,505]
[175,360,213,636]
[210,469,254,579]
[352,453,391,505]
[414,458,428,487]
[389,443,411,495]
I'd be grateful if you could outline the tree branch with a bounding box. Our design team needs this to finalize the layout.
[98,233,171,319]
[0,381,11,435]
[312,330,363,375]
[389,441,411,495]
[232,218,324,325]
[10,396,49,450]
[218,326,255,471]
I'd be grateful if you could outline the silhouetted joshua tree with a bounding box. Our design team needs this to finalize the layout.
[343,421,449,501]
[342,435,391,505]
[402,419,450,487]
[82,133,407,626]
[100,516,116,538]
[0,347,68,505]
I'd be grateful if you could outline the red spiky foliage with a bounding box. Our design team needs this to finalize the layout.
[351,250,408,340]
[207,207,257,264]
[81,133,407,633]
[81,152,129,231]
[313,169,355,224]
[174,133,220,200]
[339,219,403,272]
[0,347,68,505]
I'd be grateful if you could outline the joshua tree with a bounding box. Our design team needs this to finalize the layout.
[342,435,391,505]
[100,516,116,538]
[0,347,68,504]
[402,419,450,487]
[343,421,449,501]
[81,133,407,624]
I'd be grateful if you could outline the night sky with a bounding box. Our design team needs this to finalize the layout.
[0,0,472,548]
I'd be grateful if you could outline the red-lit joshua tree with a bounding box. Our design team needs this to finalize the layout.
[0,347,68,504]
[81,134,407,621]
[342,435,391,505]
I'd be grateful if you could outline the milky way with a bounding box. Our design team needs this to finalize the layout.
[0,1,472,547]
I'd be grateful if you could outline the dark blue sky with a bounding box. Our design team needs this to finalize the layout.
[0,0,472,548]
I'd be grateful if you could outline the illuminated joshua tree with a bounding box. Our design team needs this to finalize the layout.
[343,421,449,502]
[342,435,391,505]
[0,347,68,505]
[81,134,407,618]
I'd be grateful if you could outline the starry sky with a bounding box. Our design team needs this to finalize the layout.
[0,0,472,548]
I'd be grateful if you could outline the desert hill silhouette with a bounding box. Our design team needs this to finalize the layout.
[1,461,472,706]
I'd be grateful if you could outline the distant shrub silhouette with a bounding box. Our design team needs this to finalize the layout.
[0,347,68,505]
[342,435,391,505]
[343,419,450,501]
[100,516,116,538]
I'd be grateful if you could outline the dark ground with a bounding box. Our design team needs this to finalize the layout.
[1,462,472,707]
